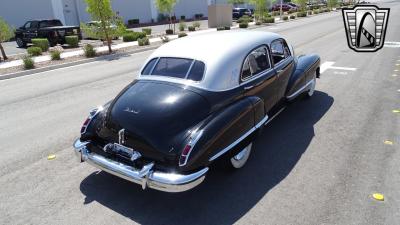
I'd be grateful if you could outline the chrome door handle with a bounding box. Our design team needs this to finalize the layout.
[276,69,283,73]
[244,85,254,90]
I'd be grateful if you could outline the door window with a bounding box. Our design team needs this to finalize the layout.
[30,21,39,29]
[271,39,292,65]
[23,22,31,29]
[241,46,271,81]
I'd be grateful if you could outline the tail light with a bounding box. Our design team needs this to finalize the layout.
[179,130,203,167]
[80,106,103,134]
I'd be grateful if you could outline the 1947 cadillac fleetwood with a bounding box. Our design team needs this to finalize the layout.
[73,30,320,192]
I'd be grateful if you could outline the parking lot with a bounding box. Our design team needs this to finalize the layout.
[0,1,399,224]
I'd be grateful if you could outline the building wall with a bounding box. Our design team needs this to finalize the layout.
[174,0,209,19]
[0,0,55,27]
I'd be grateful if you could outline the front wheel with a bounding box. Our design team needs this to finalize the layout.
[230,143,252,169]
[16,38,26,48]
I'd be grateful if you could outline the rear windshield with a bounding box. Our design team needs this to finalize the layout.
[39,20,63,28]
[141,57,205,82]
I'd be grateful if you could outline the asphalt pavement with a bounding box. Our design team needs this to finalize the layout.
[0,1,399,224]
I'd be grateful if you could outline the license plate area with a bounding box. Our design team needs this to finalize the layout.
[106,143,142,161]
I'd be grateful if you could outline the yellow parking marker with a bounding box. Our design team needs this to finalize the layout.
[393,109,400,113]
[384,140,394,145]
[47,154,56,160]
[372,193,385,201]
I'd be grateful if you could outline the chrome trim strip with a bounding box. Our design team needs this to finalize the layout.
[264,107,285,126]
[209,114,268,162]
[179,130,204,167]
[184,60,196,79]
[286,79,314,100]
[149,57,160,75]
[73,139,209,193]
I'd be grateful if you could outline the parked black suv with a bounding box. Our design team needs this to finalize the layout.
[15,19,81,47]
[232,8,252,20]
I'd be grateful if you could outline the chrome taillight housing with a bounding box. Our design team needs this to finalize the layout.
[179,130,203,167]
[80,106,103,134]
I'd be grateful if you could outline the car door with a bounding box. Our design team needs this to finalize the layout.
[21,22,31,42]
[26,21,39,41]
[240,45,279,113]
[270,39,295,103]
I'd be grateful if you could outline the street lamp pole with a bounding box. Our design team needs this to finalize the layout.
[280,0,283,19]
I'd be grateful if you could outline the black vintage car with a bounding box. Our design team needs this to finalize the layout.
[15,19,81,47]
[73,31,320,192]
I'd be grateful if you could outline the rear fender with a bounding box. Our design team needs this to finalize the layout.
[181,97,265,171]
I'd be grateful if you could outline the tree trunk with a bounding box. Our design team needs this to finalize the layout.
[0,43,7,61]
[107,37,112,53]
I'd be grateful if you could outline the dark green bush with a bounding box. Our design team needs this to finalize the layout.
[138,37,150,46]
[297,11,307,17]
[272,11,280,16]
[178,32,187,38]
[179,22,186,31]
[31,38,49,51]
[313,9,320,14]
[264,12,271,18]
[217,27,225,31]
[255,21,262,25]
[283,15,288,21]
[27,46,42,56]
[142,28,152,35]
[239,22,248,28]
[50,50,61,60]
[194,14,203,19]
[127,19,139,25]
[238,15,252,23]
[263,17,275,23]
[224,26,231,30]
[83,44,96,57]
[290,14,296,19]
[122,31,146,42]
[165,29,173,35]
[180,15,186,20]
[23,55,34,69]
[192,21,201,28]
[188,26,195,31]
[65,36,79,47]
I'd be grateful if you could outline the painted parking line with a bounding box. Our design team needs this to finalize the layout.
[320,61,357,74]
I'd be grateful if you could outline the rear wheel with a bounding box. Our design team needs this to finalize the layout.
[230,143,252,169]
[16,38,26,48]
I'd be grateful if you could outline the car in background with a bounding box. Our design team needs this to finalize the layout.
[270,3,297,12]
[15,19,81,47]
[83,21,119,40]
[233,8,252,19]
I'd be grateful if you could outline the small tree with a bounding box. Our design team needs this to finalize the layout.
[82,0,125,53]
[327,0,338,10]
[293,0,307,12]
[248,0,267,22]
[155,0,178,32]
[0,17,14,61]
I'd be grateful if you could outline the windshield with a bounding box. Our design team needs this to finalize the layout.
[39,20,63,28]
[141,57,205,82]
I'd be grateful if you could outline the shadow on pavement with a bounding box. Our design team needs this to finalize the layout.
[80,90,333,225]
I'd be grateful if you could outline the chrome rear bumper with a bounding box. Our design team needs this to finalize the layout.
[73,139,208,192]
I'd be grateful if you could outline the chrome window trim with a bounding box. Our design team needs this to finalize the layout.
[209,114,269,162]
[149,57,160,75]
[184,60,196,79]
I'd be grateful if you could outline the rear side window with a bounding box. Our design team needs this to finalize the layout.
[39,20,63,28]
[141,57,205,81]
[241,46,271,80]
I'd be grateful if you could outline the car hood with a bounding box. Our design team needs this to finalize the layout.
[97,80,211,162]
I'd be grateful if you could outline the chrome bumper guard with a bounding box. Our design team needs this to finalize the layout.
[73,139,208,192]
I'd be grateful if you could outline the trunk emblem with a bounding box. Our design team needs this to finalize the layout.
[124,107,140,114]
[118,129,125,145]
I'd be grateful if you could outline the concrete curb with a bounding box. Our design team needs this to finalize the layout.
[0,44,160,81]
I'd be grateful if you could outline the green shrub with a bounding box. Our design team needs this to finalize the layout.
[239,22,248,28]
[297,11,307,17]
[283,15,288,21]
[50,50,61,60]
[255,21,262,25]
[188,26,195,31]
[178,32,187,38]
[238,15,252,23]
[122,31,146,42]
[194,13,203,19]
[288,8,297,14]
[165,29,173,35]
[27,46,42,56]
[83,44,96,57]
[179,21,186,31]
[65,36,79,48]
[138,37,150,46]
[23,55,34,69]
[127,19,139,25]
[142,28,152,35]
[272,11,280,16]
[180,15,185,20]
[224,26,231,30]
[290,14,296,19]
[264,12,271,18]
[313,9,320,14]
[31,38,49,51]
[263,17,275,23]
[192,21,201,28]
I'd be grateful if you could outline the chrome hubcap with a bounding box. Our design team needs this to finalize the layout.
[230,143,252,169]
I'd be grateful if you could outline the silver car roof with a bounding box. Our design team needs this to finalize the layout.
[138,30,283,91]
